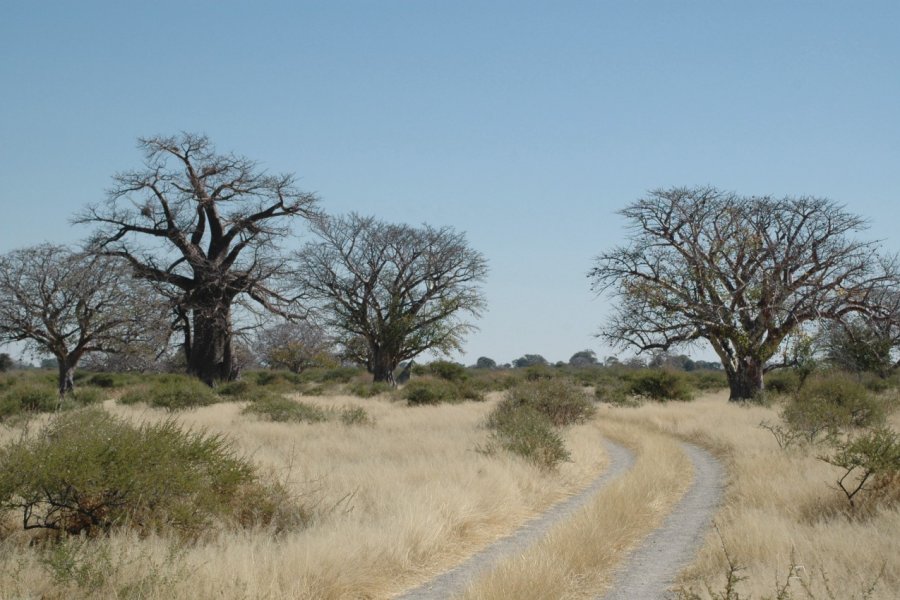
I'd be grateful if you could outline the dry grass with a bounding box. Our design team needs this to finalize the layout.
[457,419,692,599]
[603,391,900,599]
[0,392,608,599]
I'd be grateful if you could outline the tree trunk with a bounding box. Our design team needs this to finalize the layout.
[727,356,765,402]
[57,359,76,399]
[371,349,397,384]
[187,303,234,386]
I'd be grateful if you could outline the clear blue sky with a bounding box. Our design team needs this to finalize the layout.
[2,1,899,365]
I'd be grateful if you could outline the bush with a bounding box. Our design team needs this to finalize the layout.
[0,408,295,537]
[485,400,570,469]
[506,379,596,426]
[0,382,59,416]
[402,377,484,405]
[628,369,694,401]
[241,396,329,423]
[685,369,728,391]
[338,405,373,426]
[347,381,393,398]
[316,367,361,384]
[783,373,886,442]
[216,379,258,399]
[764,369,801,395]
[594,377,639,407]
[424,360,468,381]
[119,375,219,411]
[819,427,900,509]
[85,373,127,389]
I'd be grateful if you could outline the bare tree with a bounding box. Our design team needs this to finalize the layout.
[77,133,320,385]
[294,213,488,383]
[590,187,897,401]
[256,321,335,373]
[0,245,165,396]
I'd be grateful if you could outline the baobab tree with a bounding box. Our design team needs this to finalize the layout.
[294,213,488,383]
[78,133,319,385]
[590,187,898,401]
[0,245,165,396]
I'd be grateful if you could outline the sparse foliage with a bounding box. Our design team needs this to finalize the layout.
[819,427,900,509]
[294,213,487,383]
[78,133,319,385]
[0,244,165,396]
[256,321,335,373]
[590,187,897,401]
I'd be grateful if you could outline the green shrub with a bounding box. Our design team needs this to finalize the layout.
[347,381,393,398]
[0,408,297,537]
[216,379,258,399]
[819,426,900,509]
[424,360,468,381]
[338,405,373,426]
[506,379,596,426]
[71,386,105,406]
[242,396,328,423]
[1,382,59,414]
[782,373,886,443]
[628,370,694,401]
[485,401,570,469]
[86,373,127,389]
[119,375,219,411]
[594,378,639,407]
[402,378,457,405]
[685,369,728,391]
[524,365,556,381]
[764,369,801,395]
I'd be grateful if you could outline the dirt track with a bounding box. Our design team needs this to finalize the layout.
[395,440,635,600]
[395,438,724,600]
[599,442,724,599]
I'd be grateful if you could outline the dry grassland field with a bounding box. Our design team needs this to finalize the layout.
[0,374,898,599]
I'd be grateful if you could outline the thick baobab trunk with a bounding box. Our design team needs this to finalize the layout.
[370,349,398,384]
[187,304,234,386]
[727,356,765,402]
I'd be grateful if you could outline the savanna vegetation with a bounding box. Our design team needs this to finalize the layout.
[2,141,899,600]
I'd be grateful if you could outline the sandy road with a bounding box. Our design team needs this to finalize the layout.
[395,438,724,600]
[599,442,724,600]
[395,440,635,600]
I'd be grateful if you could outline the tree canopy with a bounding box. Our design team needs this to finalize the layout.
[294,213,488,383]
[0,244,165,395]
[590,187,898,400]
[78,133,320,384]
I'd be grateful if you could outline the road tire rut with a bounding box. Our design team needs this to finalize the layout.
[395,439,635,600]
[599,442,724,600]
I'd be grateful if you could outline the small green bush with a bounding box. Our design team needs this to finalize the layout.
[119,375,219,411]
[764,370,801,395]
[783,373,886,443]
[71,386,105,406]
[242,397,328,423]
[338,405,373,426]
[685,370,728,391]
[85,373,127,389]
[317,367,361,383]
[628,370,694,402]
[819,427,900,509]
[1,383,59,414]
[485,401,570,469]
[0,408,295,537]
[216,379,258,399]
[402,377,485,405]
[594,378,640,407]
[506,379,596,426]
[424,360,468,381]
[347,381,393,398]
[402,378,457,405]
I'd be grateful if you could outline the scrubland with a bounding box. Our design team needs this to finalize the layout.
[0,390,607,599]
[1,368,898,599]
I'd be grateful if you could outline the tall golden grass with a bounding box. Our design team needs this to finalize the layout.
[0,393,608,599]
[605,392,900,599]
